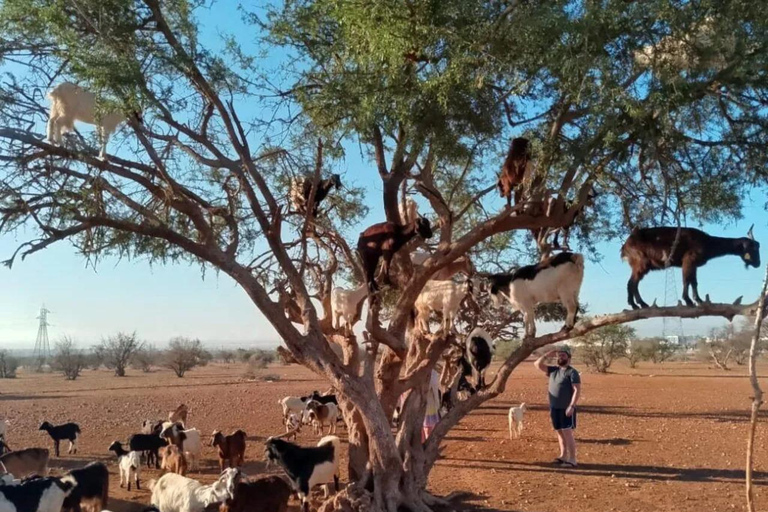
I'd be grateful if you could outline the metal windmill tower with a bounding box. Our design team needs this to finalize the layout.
[33,305,52,363]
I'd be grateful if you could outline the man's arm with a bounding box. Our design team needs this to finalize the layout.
[566,383,581,417]
[534,350,556,374]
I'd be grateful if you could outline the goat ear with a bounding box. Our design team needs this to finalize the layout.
[748,224,755,240]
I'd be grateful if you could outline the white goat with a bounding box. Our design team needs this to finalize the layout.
[488,252,584,338]
[508,403,527,439]
[277,395,311,420]
[149,468,240,512]
[414,279,472,333]
[330,283,368,334]
[108,441,141,491]
[399,197,419,225]
[160,424,202,472]
[47,82,128,159]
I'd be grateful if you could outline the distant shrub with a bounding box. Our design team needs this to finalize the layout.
[236,348,255,363]
[132,345,159,372]
[494,339,520,361]
[260,374,281,382]
[249,350,276,370]
[578,324,635,373]
[52,337,87,380]
[216,349,235,364]
[164,337,211,378]
[99,332,143,376]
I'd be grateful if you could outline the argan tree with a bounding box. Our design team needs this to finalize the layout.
[98,332,143,377]
[1,1,766,510]
[579,324,635,373]
[52,337,87,380]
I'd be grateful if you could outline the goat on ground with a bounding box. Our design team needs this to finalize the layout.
[0,448,49,480]
[497,137,533,207]
[160,424,202,472]
[413,279,473,333]
[277,395,313,420]
[284,414,301,441]
[264,435,341,512]
[141,420,164,436]
[38,421,80,457]
[357,217,433,292]
[0,474,77,512]
[168,405,188,428]
[487,252,584,338]
[46,82,130,159]
[465,328,496,390]
[309,391,338,406]
[330,284,367,334]
[218,475,292,512]
[159,445,187,477]
[127,433,168,469]
[621,226,760,309]
[305,401,338,435]
[210,430,246,471]
[60,461,109,512]
[508,403,527,439]
[107,441,141,491]
[149,467,241,512]
[289,174,342,217]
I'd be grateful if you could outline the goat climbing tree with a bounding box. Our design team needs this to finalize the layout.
[1,1,768,511]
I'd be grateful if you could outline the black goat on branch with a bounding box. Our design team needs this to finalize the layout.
[621,226,760,309]
[289,174,342,217]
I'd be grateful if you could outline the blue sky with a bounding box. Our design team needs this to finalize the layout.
[0,3,766,350]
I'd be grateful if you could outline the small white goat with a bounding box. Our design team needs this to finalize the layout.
[160,424,202,472]
[330,283,368,334]
[149,467,240,512]
[508,403,527,439]
[414,279,473,333]
[47,82,128,159]
[277,395,311,420]
[108,441,141,491]
[284,413,301,441]
[488,252,584,338]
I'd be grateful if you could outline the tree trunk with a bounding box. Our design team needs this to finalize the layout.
[746,265,768,512]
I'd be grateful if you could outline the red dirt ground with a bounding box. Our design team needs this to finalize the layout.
[1,359,766,512]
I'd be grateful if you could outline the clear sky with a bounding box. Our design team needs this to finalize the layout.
[0,3,766,350]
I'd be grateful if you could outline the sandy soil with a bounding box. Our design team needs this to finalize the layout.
[1,359,766,512]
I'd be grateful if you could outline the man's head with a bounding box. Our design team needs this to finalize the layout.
[556,345,572,367]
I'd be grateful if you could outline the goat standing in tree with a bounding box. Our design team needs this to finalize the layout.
[290,174,342,217]
[621,226,760,309]
[497,137,533,207]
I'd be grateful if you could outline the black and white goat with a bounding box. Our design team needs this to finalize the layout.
[357,217,434,292]
[289,174,342,217]
[38,421,80,457]
[621,226,760,308]
[264,435,341,512]
[107,441,141,491]
[486,252,584,338]
[127,433,168,469]
[0,474,77,512]
[61,461,109,512]
[465,328,496,390]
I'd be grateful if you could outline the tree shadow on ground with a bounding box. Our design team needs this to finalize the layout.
[438,458,768,485]
[436,491,533,512]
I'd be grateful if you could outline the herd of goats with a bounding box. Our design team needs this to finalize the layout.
[0,83,761,512]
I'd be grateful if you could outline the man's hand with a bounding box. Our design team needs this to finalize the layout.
[546,350,557,358]
[566,406,574,418]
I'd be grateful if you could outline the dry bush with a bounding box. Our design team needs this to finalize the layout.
[0,350,18,378]
[163,337,211,378]
[52,337,87,380]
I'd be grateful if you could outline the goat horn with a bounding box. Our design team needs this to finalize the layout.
[651,298,658,308]
[705,294,711,303]
[748,224,755,240]
[733,296,743,305]
[677,300,683,307]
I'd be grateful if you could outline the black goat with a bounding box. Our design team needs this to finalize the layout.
[621,226,760,309]
[309,390,338,405]
[220,475,293,512]
[0,474,77,512]
[357,217,434,292]
[465,328,495,390]
[127,433,168,469]
[61,462,109,512]
[38,421,80,457]
[290,174,342,217]
[264,436,340,512]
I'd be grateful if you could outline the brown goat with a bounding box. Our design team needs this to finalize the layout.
[621,226,760,309]
[210,430,246,471]
[168,404,188,427]
[219,475,292,512]
[357,217,434,292]
[497,137,533,207]
[159,444,187,476]
[0,447,49,479]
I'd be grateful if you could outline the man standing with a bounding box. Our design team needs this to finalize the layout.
[535,345,581,468]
